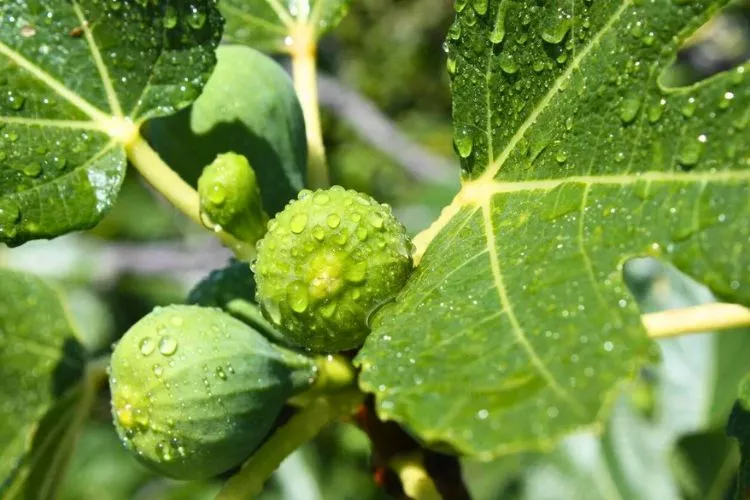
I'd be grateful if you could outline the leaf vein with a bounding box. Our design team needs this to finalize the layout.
[72,1,124,118]
[482,0,632,181]
[481,202,582,411]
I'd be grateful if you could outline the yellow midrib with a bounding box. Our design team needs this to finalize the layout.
[413,167,750,263]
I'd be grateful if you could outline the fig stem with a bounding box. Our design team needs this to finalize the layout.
[644,302,750,339]
[217,390,363,500]
[225,298,291,347]
[289,23,329,189]
[125,133,256,260]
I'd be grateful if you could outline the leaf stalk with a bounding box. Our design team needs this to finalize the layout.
[644,302,750,339]
[290,23,329,189]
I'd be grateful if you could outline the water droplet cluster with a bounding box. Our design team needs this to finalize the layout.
[444,0,750,179]
[254,186,413,353]
[109,305,316,479]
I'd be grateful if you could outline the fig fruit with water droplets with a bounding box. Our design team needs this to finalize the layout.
[254,186,413,353]
[198,152,269,246]
[108,305,316,479]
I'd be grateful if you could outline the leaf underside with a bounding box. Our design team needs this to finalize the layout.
[0,270,84,492]
[221,0,352,52]
[357,0,750,459]
[0,0,222,246]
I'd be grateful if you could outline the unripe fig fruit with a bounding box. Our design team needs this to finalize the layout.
[254,186,413,353]
[109,305,315,479]
[198,152,269,245]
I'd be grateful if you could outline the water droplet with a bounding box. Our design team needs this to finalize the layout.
[320,300,337,318]
[345,261,368,283]
[187,4,207,29]
[678,135,706,169]
[471,0,488,15]
[454,127,474,158]
[163,6,178,29]
[215,366,227,380]
[369,212,384,229]
[719,91,735,110]
[207,184,226,205]
[159,336,178,356]
[540,15,572,44]
[489,1,508,43]
[156,441,173,462]
[290,213,308,233]
[498,52,518,74]
[312,225,325,241]
[313,192,330,205]
[647,98,666,123]
[22,163,41,177]
[325,213,341,229]
[287,281,309,313]
[139,337,156,356]
[153,364,163,376]
[5,90,25,111]
[680,97,696,117]
[619,95,641,124]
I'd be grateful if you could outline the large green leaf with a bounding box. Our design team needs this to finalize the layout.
[0,270,85,490]
[4,381,95,500]
[221,0,352,52]
[146,45,307,215]
[357,0,750,458]
[0,0,222,246]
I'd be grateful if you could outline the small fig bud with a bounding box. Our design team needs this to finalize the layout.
[254,186,413,353]
[198,152,269,245]
[109,305,315,479]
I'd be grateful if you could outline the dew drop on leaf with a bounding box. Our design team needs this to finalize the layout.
[163,6,178,29]
[471,0,488,16]
[540,13,572,44]
[454,127,474,158]
[678,134,706,169]
[187,4,207,30]
[647,98,666,123]
[618,95,641,124]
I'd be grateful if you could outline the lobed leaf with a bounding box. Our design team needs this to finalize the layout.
[357,0,750,458]
[0,0,222,246]
[221,0,352,52]
[0,269,84,491]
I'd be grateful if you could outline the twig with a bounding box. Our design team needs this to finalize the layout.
[217,390,362,500]
[390,452,441,500]
[644,303,750,339]
[317,74,457,186]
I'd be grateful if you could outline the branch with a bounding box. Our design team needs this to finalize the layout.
[644,303,750,339]
[317,74,457,186]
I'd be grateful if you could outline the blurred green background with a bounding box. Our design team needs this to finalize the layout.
[2,1,750,498]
